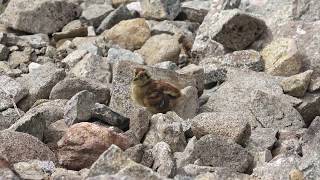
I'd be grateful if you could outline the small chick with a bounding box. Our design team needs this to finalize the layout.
[131,68,181,113]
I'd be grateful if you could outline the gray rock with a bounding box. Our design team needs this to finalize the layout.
[144,112,187,152]
[272,129,304,157]
[44,119,68,148]
[88,145,162,179]
[8,48,32,69]
[80,4,114,27]
[109,61,197,119]
[250,90,304,129]
[50,77,110,104]
[0,0,81,34]
[173,86,199,119]
[0,44,9,61]
[193,169,250,180]
[297,92,320,126]
[136,34,181,65]
[252,154,301,180]
[71,37,103,56]
[194,9,266,51]
[17,63,66,111]
[140,0,181,20]
[0,130,56,164]
[0,167,19,180]
[92,103,130,131]
[281,70,313,97]
[97,5,135,34]
[191,37,225,64]
[176,64,204,96]
[176,135,253,173]
[53,20,88,42]
[247,128,278,152]
[0,108,24,130]
[13,160,55,180]
[301,116,320,146]
[201,64,227,87]
[200,50,264,72]
[62,49,89,69]
[152,61,179,71]
[50,168,85,180]
[308,77,320,92]
[180,1,211,23]
[19,34,50,49]
[9,99,67,140]
[152,142,176,177]
[107,47,144,65]
[124,144,145,163]
[64,90,95,126]
[0,75,28,111]
[191,112,252,146]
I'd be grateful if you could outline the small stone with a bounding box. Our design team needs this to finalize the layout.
[50,77,110,104]
[64,90,96,126]
[106,47,144,64]
[152,142,175,177]
[80,4,114,27]
[136,34,181,65]
[53,20,88,42]
[191,112,252,146]
[0,0,81,34]
[58,122,131,170]
[28,62,42,73]
[281,70,313,97]
[0,44,9,61]
[261,38,302,77]
[0,75,28,111]
[8,48,32,69]
[140,0,181,20]
[103,18,151,51]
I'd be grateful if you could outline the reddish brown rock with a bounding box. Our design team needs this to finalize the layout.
[57,122,132,170]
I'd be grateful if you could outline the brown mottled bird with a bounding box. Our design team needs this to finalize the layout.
[131,68,181,113]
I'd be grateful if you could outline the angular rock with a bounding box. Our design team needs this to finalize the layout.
[0,75,28,111]
[50,168,85,180]
[176,64,204,96]
[297,93,320,126]
[13,160,55,180]
[19,34,50,49]
[80,4,114,27]
[97,5,135,34]
[308,77,320,92]
[106,47,144,64]
[152,61,179,71]
[201,64,227,87]
[281,70,313,97]
[250,90,305,129]
[88,145,163,179]
[61,49,89,69]
[50,77,110,104]
[0,0,81,34]
[103,18,151,51]
[45,119,68,148]
[261,38,302,76]
[180,1,211,23]
[272,129,304,157]
[173,86,199,119]
[9,99,67,140]
[194,9,267,51]
[109,61,197,119]
[17,63,66,111]
[194,169,251,180]
[8,48,32,69]
[0,44,9,61]
[176,135,253,173]
[191,112,251,146]
[247,128,278,152]
[53,20,88,42]
[144,112,187,152]
[200,50,264,72]
[124,144,146,163]
[136,34,181,65]
[92,103,130,131]
[140,0,181,20]
[0,131,56,164]
[64,90,96,126]
[57,122,131,170]
[191,38,225,64]
[0,108,24,130]
[152,142,175,177]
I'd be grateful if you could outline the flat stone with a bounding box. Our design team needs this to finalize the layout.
[64,90,96,126]
[49,77,110,104]
[0,0,81,34]
[0,75,28,111]
[191,112,252,146]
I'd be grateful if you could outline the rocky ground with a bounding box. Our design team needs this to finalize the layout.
[0,0,319,179]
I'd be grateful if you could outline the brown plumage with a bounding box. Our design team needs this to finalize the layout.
[131,68,181,113]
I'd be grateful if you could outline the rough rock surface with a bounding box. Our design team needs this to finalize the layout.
[281,70,313,97]
[57,122,131,170]
[0,0,81,34]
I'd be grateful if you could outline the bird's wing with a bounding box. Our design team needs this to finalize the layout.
[143,91,166,108]
[156,80,181,98]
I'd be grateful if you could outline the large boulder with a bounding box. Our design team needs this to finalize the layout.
[0,0,81,34]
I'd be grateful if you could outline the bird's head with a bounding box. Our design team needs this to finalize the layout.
[132,68,152,86]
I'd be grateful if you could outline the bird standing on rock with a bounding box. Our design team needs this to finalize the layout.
[131,68,181,114]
